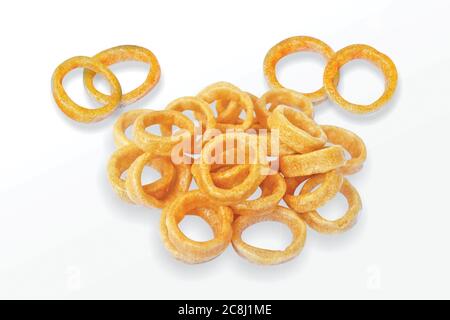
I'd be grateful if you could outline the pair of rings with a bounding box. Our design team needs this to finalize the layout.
[264,36,398,114]
[52,45,160,123]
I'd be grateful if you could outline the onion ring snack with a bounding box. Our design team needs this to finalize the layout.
[268,105,327,154]
[52,56,122,123]
[299,178,362,234]
[84,45,160,105]
[113,109,151,148]
[323,44,398,114]
[280,145,346,177]
[263,36,336,103]
[321,125,367,175]
[232,206,307,265]
[284,170,344,213]
[133,110,194,156]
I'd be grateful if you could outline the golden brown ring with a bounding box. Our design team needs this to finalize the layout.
[52,56,122,123]
[284,170,344,213]
[113,109,152,148]
[84,45,160,105]
[263,36,336,103]
[323,44,398,114]
[299,178,362,234]
[232,206,307,265]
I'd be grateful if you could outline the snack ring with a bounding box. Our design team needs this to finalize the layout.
[263,36,336,103]
[323,44,398,114]
[84,45,160,105]
[232,206,307,265]
[280,145,347,177]
[52,56,122,123]
[231,173,287,216]
[126,152,191,208]
[322,125,367,175]
[255,88,314,127]
[267,105,327,154]
[113,109,152,148]
[284,170,344,213]
[133,110,195,156]
[164,191,233,263]
[193,133,268,205]
[299,178,362,234]
[107,145,176,203]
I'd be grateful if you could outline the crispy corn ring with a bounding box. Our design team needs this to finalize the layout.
[299,178,362,234]
[161,206,232,264]
[83,45,160,105]
[232,206,307,265]
[164,191,233,262]
[231,173,287,216]
[198,83,254,131]
[280,145,346,177]
[133,110,194,156]
[107,145,176,203]
[210,165,250,189]
[284,170,344,213]
[126,152,191,208]
[264,36,336,103]
[321,125,367,175]
[255,88,314,127]
[323,44,398,114]
[267,105,327,154]
[113,109,152,148]
[52,56,122,123]
[193,133,268,205]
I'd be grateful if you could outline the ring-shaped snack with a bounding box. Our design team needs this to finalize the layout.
[133,110,195,156]
[84,45,160,105]
[126,152,191,208]
[263,36,336,103]
[323,44,398,114]
[280,145,346,177]
[232,206,307,265]
[193,133,268,205]
[160,206,232,264]
[198,83,254,131]
[267,105,327,154]
[284,170,344,213]
[113,109,152,148]
[231,173,287,216]
[52,56,122,123]
[107,145,176,203]
[164,191,233,261]
[255,88,314,127]
[321,125,367,175]
[299,178,362,234]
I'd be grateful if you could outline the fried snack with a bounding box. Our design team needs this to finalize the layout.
[323,44,398,114]
[83,45,160,105]
[133,110,195,156]
[284,170,344,213]
[198,83,255,131]
[321,125,367,175]
[255,88,314,127]
[107,145,176,203]
[280,146,346,177]
[231,173,287,216]
[299,178,361,234]
[232,206,307,265]
[267,105,327,154]
[161,206,232,264]
[163,191,233,263]
[263,36,336,103]
[52,56,122,123]
[126,152,191,208]
[113,109,152,148]
[192,133,268,205]
[210,165,250,189]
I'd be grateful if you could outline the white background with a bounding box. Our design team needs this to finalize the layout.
[0,0,449,300]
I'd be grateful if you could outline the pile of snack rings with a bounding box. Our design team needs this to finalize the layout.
[53,36,397,265]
